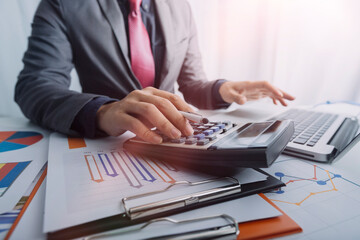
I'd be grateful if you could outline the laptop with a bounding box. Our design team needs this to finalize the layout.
[269,108,359,162]
[331,129,360,163]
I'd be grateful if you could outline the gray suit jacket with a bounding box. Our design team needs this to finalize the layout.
[15,0,220,135]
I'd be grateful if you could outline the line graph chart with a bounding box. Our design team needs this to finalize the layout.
[267,159,360,207]
[272,168,337,206]
[264,156,360,237]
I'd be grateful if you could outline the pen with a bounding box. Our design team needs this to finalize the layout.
[179,111,209,124]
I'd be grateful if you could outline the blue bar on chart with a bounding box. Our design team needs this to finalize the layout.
[123,151,156,183]
[0,210,21,234]
[98,153,118,177]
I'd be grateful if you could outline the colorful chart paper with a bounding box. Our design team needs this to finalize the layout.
[0,132,43,153]
[67,137,86,149]
[0,161,31,197]
[264,156,360,238]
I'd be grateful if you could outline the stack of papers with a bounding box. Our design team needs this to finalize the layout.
[44,132,277,234]
[0,118,49,237]
[0,118,303,239]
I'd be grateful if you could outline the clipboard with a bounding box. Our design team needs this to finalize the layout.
[47,169,284,240]
[82,195,302,240]
[84,214,239,240]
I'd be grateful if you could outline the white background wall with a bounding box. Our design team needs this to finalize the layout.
[189,0,360,105]
[0,0,81,118]
[1,0,359,118]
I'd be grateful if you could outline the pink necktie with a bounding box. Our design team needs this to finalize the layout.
[128,0,155,88]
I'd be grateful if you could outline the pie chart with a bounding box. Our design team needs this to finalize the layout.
[0,131,43,153]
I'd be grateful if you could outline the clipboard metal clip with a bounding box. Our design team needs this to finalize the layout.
[84,214,239,240]
[122,177,241,220]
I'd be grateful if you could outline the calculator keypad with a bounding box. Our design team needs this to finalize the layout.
[153,121,236,146]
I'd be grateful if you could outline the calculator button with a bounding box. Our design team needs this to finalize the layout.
[222,121,231,126]
[210,127,220,132]
[194,134,205,140]
[203,130,213,136]
[162,136,171,142]
[216,124,226,129]
[170,138,186,143]
[197,139,210,146]
[197,126,208,130]
[205,136,217,141]
[193,130,202,135]
[204,123,215,127]
[185,138,197,145]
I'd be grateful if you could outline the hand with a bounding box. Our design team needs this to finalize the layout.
[219,81,295,106]
[96,87,194,144]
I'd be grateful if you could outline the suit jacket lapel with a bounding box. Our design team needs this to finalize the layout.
[154,0,174,86]
[97,0,132,71]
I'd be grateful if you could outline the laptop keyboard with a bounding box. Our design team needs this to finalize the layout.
[272,109,338,147]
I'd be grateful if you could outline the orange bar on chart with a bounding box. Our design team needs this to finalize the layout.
[68,137,86,149]
[237,194,302,240]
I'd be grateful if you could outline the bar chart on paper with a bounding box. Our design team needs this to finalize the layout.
[64,149,202,214]
[264,157,360,237]
[0,132,43,153]
[83,151,177,187]
[0,161,31,197]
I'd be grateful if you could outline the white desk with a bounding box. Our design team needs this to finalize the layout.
[202,101,360,240]
[2,101,360,240]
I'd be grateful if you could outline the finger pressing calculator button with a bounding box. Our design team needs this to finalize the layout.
[197,139,210,146]
[162,136,171,142]
[185,138,197,145]
[153,129,162,135]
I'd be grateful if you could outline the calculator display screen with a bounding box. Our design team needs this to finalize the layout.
[212,121,282,149]
[234,122,273,146]
[253,121,282,145]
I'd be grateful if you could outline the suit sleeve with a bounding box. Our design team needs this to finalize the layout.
[15,0,102,135]
[177,2,229,110]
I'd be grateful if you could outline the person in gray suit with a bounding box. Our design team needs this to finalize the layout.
[15,0,294,143]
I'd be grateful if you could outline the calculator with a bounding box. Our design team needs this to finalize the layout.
[124,119,294,168]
